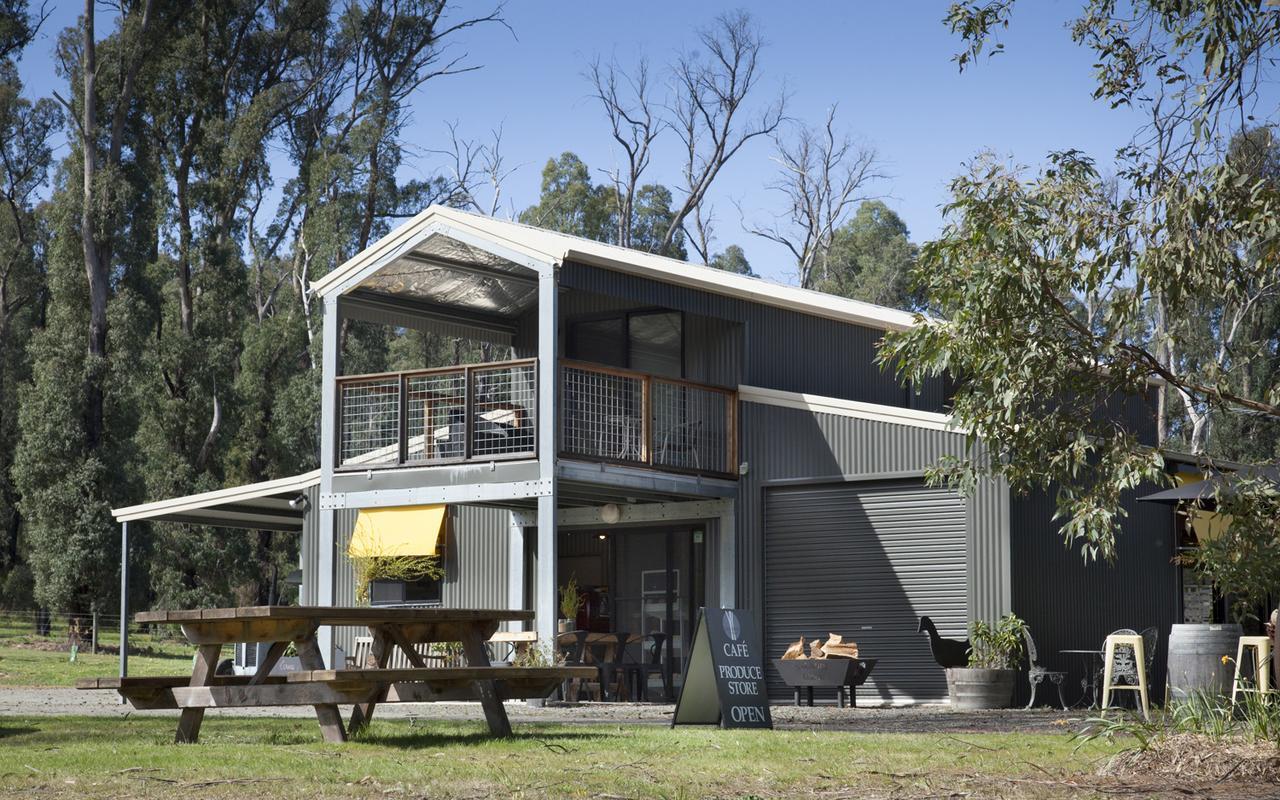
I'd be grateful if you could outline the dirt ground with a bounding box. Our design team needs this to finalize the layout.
[1,686,1094,733]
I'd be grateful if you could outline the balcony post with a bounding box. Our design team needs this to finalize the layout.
[534,267,559,649]
[316,295,342,665]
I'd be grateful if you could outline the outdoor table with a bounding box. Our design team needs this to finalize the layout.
[1060,648,1104,708]
[557,631,643,700]
[125,606,534,743]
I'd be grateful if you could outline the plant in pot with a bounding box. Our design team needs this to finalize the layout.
[945,613,1027,710]
[558,576,582,634]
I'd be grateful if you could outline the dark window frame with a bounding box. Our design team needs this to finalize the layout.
[566,308,685,378]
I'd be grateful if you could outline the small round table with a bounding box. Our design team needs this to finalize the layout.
[1060,649,1104,708]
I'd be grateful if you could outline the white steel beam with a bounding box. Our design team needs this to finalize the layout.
[534,267,559,652]
[320,479,552,511]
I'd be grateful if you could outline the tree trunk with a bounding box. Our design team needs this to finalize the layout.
[80,0,108,451]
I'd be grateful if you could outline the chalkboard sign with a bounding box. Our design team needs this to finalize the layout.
[672,607,773,729]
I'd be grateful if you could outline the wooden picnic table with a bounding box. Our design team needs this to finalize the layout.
[79,606,595,745]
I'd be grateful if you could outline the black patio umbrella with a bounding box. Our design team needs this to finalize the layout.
[1138,466,1280,504]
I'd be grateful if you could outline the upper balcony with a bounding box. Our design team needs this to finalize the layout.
[337,359,737,480]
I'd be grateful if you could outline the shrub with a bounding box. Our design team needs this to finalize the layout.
[968,613,1027,669]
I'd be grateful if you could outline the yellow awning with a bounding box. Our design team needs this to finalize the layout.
[348,505,447,558]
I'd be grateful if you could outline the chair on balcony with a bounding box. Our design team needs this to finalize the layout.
[657,420,702,469]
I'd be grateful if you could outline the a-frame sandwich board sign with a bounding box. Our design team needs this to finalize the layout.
[671,607,772,729]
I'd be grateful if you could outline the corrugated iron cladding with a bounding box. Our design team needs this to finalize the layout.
[1009,487,1175,705]
[736,401,1011,638]
[301,502,512,658]
[560,261,945,410]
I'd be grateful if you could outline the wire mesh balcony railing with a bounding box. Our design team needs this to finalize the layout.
[337,359,537,468]
[560,361,738,478]
[336,358,738,478]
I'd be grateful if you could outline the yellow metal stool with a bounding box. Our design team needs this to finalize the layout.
[1231,635,1273,705]
[1101,632,1150,721]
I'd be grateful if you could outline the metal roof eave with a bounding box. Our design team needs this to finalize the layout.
[112,470,321,525]
[312,206,922,333]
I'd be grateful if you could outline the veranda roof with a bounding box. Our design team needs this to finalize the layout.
[111,471,320,532]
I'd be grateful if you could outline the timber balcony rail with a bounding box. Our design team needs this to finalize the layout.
[336,359,737,479]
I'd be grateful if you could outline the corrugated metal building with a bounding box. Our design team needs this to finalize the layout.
[118,206,1178,705]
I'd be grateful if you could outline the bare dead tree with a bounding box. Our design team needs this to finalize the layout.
[435,120,516,216]
[665,10,786,257]
[582,10,784,259]
[745,106,884,289]
[587,55,661,248]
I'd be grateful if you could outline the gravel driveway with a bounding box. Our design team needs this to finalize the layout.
[0,687,1095,734]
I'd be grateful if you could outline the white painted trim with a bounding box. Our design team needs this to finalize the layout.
[312,206,921,333]
[738,385,966,434]
[112,471,321,522]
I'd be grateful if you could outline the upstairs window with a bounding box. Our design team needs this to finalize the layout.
[567,310,682,378]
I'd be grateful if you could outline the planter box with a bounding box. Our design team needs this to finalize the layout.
[945,667,1015,710]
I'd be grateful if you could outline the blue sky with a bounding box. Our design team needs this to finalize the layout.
[17,1,1143,284]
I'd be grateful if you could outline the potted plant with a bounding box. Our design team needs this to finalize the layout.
[558,576,582,633]
[945,613,1027,710]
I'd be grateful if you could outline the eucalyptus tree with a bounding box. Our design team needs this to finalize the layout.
[0,0,55,571]
[880,2,1280,613]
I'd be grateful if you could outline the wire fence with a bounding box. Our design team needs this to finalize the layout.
[0,609,186,657]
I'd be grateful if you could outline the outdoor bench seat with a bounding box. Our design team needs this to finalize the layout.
[289,665,596,702]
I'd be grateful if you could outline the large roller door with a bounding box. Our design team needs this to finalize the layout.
[764,480,966,702]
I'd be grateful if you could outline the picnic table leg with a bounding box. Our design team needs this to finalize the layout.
[348,631,392,735]
[248,640,290,686]
[460,625,513,737]
[296,635,347,743]
[175,643,221,744]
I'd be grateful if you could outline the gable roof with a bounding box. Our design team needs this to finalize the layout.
[312,206,919,332]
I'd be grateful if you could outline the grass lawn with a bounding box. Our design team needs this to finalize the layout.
[0,646,199,687]
[0,715,1127,799]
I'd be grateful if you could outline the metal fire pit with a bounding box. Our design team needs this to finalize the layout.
[773,657,877,707]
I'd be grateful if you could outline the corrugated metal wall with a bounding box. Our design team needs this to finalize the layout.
[736,401,1011,642]
[301,502,512,658]
[1009,487,1176,706]
[560,262,944,410]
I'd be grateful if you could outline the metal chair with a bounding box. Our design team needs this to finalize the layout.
[1022,628,1068,709]
[657,420,702,469]
[625,632,673,702]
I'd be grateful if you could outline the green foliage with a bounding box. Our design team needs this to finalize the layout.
[519,152,687,258]
[967,613,1026,669]
[0,564,32,609]
[559,575,582,620]
[709,244,753,276]
[1189,477,1280,621]
[351,554,444,605]
[883,2,1280,565]
[817,201,920,309]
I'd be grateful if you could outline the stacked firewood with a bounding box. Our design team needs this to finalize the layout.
[780,632,859,660]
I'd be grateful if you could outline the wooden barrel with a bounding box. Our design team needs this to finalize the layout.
[945,667,1015,710]
[1166,623,1241,702]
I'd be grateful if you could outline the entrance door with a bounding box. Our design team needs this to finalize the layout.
[559,526,705,694]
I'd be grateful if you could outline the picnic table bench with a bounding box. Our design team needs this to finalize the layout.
[76,606,591,744]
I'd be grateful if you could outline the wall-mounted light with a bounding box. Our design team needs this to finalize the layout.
[597,533,608,541]
[288,494,310,511]
[600,503,622,524]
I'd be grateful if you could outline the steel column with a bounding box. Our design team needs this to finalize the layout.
[535,268,559,649]
[119,521,129,693]
[316,295,342,666]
